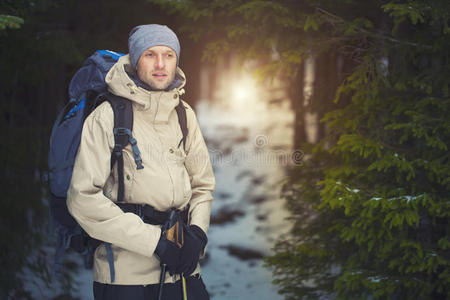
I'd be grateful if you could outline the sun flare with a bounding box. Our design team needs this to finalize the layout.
[230,75,258,107]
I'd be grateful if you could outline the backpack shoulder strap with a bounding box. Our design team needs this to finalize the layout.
[101,93,143,202]
[107,93,133,150]
[175,100,188,151]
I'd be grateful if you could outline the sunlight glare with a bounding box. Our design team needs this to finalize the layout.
[230,75,258,108]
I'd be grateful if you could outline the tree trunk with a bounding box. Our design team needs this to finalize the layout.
[290,63,306,150]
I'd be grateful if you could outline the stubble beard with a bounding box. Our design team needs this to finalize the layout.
[139,69,176,91]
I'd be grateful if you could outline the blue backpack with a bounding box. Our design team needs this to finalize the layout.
[48,50,188,281]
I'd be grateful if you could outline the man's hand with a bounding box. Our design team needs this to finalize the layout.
[176,225,207,276]
[155,214,184,275]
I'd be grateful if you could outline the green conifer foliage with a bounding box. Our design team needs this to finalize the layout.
[0,15,24,30]
[266,1,450,298]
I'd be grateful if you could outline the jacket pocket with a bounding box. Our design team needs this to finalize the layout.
[171,148,186,164]
[169,148,192,202]
[121,149,136,201]
[104,149,135,201]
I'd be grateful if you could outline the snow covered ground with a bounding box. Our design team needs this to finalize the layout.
[25,89,294,299]
[196,94,294,299]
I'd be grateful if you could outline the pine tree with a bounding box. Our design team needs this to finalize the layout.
[265,1,450,298]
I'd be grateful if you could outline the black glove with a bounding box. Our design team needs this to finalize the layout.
[177,225,207,276]
[154,228,182,275]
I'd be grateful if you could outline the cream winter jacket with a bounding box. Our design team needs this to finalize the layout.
[67,55,215,285]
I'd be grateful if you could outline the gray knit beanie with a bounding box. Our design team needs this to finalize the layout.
[128,24,180,69]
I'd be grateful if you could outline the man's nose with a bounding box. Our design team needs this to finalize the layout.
[155,55,165,69]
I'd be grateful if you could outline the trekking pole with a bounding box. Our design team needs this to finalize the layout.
[181,273,188,300]
[157,263,167,300]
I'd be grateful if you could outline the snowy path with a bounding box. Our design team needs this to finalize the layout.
[197,96,293,300]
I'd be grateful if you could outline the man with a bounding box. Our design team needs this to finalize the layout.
[67,24,215,300]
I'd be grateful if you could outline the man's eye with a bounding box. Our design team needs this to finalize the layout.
[146,53,153,57]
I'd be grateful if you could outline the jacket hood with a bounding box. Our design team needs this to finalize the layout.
[105,54,186,110]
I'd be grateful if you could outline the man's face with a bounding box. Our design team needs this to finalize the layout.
[136,45,177,91]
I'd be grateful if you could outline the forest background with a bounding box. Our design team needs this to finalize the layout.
[1,0,449,299]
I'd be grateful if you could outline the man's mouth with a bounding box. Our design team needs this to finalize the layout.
[152,72,167,79]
